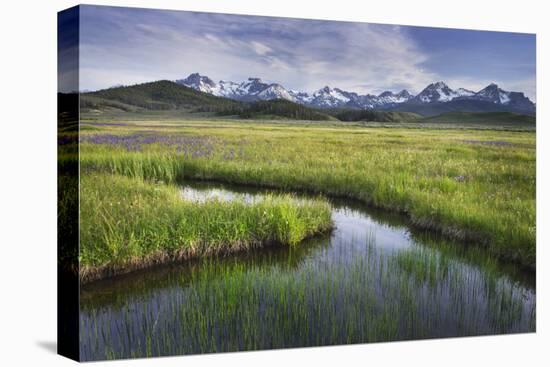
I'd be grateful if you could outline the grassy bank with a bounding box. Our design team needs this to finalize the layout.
[78,120,535,268]
[79,174,332,283]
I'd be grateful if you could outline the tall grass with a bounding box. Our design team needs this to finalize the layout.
[80,233,535,360]
[79,121,535,268]
[79,151,185,183]
[79,174,332,283]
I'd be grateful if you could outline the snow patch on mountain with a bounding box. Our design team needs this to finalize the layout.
[455,88,475,97]
[175,73,534,112]
[377,90,413,104]
[499,92,510,104]
[175,73,219,94]
[415,82,459,103]
[257,84,295,101]
[309,86,353,107]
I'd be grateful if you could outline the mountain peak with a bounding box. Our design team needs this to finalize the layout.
[175,73,217,92]
[427,81,450,90]
[478,83,500,93]
[374,89,413,105]
[378,91,393,98]
[415,81,456,103]
[478,83,503,94]
[182,72,212,82]
[173,72,534,113]
[475,83,510,104]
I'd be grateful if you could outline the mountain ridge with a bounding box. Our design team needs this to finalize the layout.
[79,81,425,122]
[78,80,535,126]
[176,73,535,115]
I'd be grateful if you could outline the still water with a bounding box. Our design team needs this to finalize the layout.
[80,181,535,360]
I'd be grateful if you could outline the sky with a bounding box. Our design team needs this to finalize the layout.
[62,5,536,100]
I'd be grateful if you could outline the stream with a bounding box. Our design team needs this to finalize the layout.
[80,181,536,360]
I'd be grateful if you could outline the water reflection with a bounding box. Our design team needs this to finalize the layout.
[80,181,535,360]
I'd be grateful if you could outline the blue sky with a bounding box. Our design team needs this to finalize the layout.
[71,5,536,100]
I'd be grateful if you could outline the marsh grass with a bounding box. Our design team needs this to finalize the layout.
[78,121,535,268]
[80,233,535,360]
[79,174,332,283]
[72,119,536,361]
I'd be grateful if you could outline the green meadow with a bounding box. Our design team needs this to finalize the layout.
[77,119,536,269]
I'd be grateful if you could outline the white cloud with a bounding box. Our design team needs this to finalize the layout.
[77,8,534,100]
[250,41,272,56]
[78,9,439,94]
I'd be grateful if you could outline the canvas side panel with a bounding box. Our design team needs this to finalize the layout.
[57,5,80,362]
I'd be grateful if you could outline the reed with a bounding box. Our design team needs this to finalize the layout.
[80,234,535,360]
[79,173,332,283]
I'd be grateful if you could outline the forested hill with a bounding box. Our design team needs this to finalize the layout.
[217,99,336,121]
[80,80,241,112]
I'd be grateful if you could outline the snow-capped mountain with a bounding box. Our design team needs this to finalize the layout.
[175,73,534,113]
[474,83,513,104]
[176,74,296,102]
[377,90,410,103]
[257,83,295,101]
[460,83,534,111]
[307,86,357,108]
[288,90,314,104]
[175,73,219,94]
[374,90,414,106]
[410,81,532,108]
[412,82,476,103]
[176,73,415,109]
[217,80,241,98]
